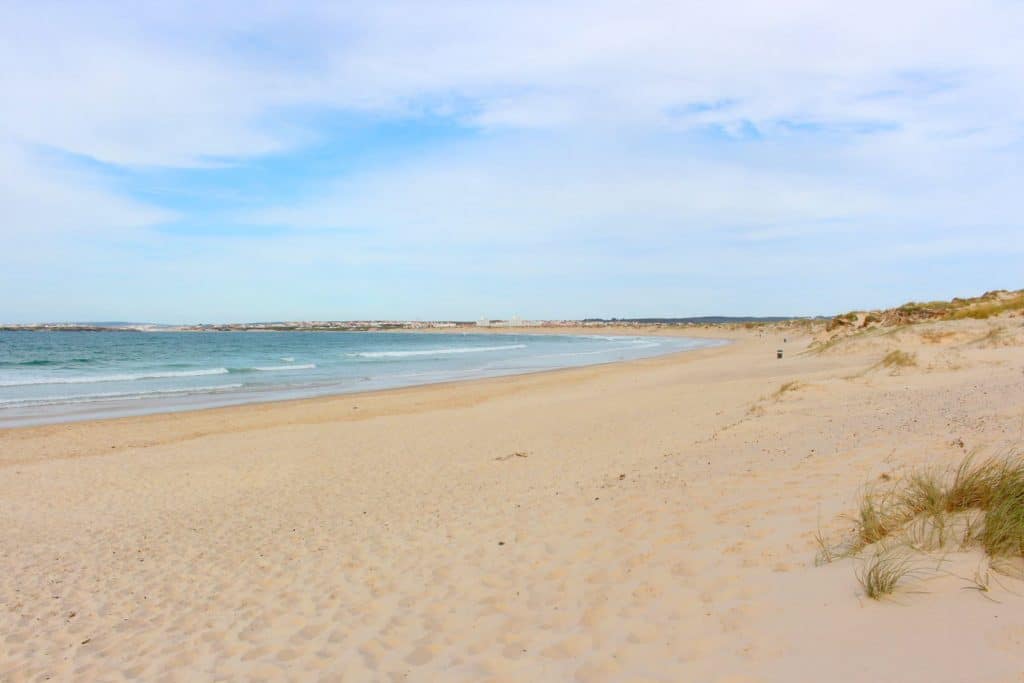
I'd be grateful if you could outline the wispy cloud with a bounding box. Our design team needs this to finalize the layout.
[1,0,1022,321]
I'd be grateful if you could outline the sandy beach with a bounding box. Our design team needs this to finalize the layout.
[2,318,1023,682]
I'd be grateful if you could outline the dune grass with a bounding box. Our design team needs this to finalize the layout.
[819,452,1024,598]
[969,326,1013,348]
[814,527,835,565]
[812,290,1023,357]
[849,455,1024,551]
[806,326,881,355]
[856,486,903,547]
[879,349,917,369]
[947,292,1024,320]
[772,380,803,399]
[806,324,913,357]
[921,329,956,344]
[856,547,921,599]
[979,466,1024,557]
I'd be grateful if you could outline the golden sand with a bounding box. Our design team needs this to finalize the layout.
[2,319,1023,681]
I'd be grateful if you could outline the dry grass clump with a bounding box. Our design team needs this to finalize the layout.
[855,486,904,547]
[969,326,1015,348]
[772,380,803,399]
[806,335,845,354]
[826,311,859,332]
[856,547,921,599]
[878,349,917,369]
[945,456,1010,510]
[747,381,806,417]
[814,290,1023,353]
[853,455,1024,551]
[920,329,956,344]
[806,325,902,355]
[948,292,1024,320]
[861,313,881,328]
[978,465,1024,558]
[818,452,1024,598]
[902,468,949,515]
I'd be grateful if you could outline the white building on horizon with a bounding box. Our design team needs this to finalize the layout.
[477,315,541,328]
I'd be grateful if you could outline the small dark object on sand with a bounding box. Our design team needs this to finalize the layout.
[495,451,529,461]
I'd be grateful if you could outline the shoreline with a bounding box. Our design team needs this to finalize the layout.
[0,327,734,433]
[0,328,741,466]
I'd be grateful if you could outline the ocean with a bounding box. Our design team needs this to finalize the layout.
[0,330,724,427]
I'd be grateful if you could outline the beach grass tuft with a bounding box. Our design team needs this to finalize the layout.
[979,468,1024,558]
[855,486,903,548]
[879,349,917,369]
[822,451,1024,592]
[814,526,838,565]
[857,546,919,599]
[772,380,803,399]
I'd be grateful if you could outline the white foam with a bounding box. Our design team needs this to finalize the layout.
[584,335,656,343]
[253,363,316,371]
[0,367,230,387]
[0,384,245,407]
[348,344,527,359]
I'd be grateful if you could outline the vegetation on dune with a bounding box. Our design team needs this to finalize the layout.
[817,452,1024,598]
[772,380,803,399]
[806,334,847,354]
[878,349,917,369]
[805,323,912,356]
[883,290,1024,324]
[861,313,881,327]
[826,311,860,332]
[969,326,1014,348]
[855,486,904,547]
[979,470,1024,558]
[947,292,1024,320]
[813,289,1024,353]
[920,329,956,344]
[856,547,922,599]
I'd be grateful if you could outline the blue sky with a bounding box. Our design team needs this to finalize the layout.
[2,1,1022,323]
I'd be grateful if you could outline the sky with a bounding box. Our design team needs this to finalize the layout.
[2,1,1022,323]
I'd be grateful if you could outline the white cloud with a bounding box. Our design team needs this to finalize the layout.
[247,136,885,243]
[0,143,171,239]
[3,0,1022,166]
[0,0,1022,320]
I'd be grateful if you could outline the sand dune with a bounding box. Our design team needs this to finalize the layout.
[2,319,1023,681]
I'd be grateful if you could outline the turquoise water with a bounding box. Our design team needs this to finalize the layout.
[0,331,723,426]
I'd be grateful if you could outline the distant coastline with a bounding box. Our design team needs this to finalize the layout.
[0,316,818,333]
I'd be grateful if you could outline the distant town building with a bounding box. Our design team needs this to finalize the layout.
[475,315,541,328]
